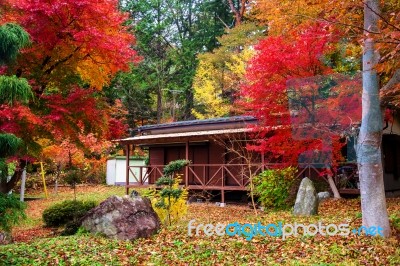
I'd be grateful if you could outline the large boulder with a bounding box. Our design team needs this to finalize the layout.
[81,195,160,240]
[293,177,318,216]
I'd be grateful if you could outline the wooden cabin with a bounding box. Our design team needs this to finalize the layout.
[118,116,400,202]
[119,116,260,202]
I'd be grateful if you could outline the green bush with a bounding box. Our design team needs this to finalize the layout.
[390,213,400,231]
[162,159,190,176]
[0,193,26,233]
[252,167,298,210]
[42,200,96,228]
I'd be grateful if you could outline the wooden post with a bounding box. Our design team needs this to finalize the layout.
[139,166,143,185]
[185,141,189,187]
[40,161,48,199]
[221,145,226,205]
[125,144,130,195]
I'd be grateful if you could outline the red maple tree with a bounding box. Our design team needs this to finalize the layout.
[240,22,362,168]
[0,0,136,186]
[2,0,139,91]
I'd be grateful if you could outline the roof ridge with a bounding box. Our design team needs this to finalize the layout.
[137,116,257,132]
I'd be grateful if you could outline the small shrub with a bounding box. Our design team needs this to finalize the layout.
[150,176,188,226]
[0,193,26,233]
[75,226,90,236]
[42,200,96,229]
[390,213,400,231]
[252,167,298,210]
[64,169,83,200]
[150,159,190,226]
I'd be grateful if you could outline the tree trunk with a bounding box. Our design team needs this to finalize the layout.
[19,168,27,202]
[326,174,341,199]
[0,161,26,194]
[357,0,391,237]
[156,83,162,123]
[183,87,194,120]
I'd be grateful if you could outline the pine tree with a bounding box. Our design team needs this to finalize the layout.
[0,23,31,194]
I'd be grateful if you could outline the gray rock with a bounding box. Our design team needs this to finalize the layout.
[82,195,160,240]
[317,191,331,202]
[293,177,318,216]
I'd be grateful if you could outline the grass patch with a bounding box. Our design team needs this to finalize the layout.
[2,186,399,265]
[13,185,127,229]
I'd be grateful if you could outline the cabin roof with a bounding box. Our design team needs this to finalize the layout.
[119,127,253,145]
[135,116,257,135]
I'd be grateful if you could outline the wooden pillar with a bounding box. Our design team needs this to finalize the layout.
[221,144,226,204]
[125,143,130,195]
[185,140,189,187]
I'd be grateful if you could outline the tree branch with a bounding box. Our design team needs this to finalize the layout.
[364,2,400,32]
[43,46,81,75]
[382,69,400,91]
[227,0,242,25]
[239,0,247,19]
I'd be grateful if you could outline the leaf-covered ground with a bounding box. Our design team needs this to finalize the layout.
[1,186,399,265]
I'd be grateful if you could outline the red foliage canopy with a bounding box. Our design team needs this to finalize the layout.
[2,0,139,90]
[240,23,362,166]
[0,0,135,165]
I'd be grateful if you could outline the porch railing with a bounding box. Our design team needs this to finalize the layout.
[126,163,358,192]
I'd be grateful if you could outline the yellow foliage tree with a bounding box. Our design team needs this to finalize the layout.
[192,23,263,119]
[192,61,231,119]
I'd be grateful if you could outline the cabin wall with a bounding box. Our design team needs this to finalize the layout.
[208,141,225,186]
[149,147,164,183]
[382,115,400,191]
[147,140,266,187]
[225,142,245,186]
[148,143,211,185]
[382,134,400,191]
[189,145,209,185]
